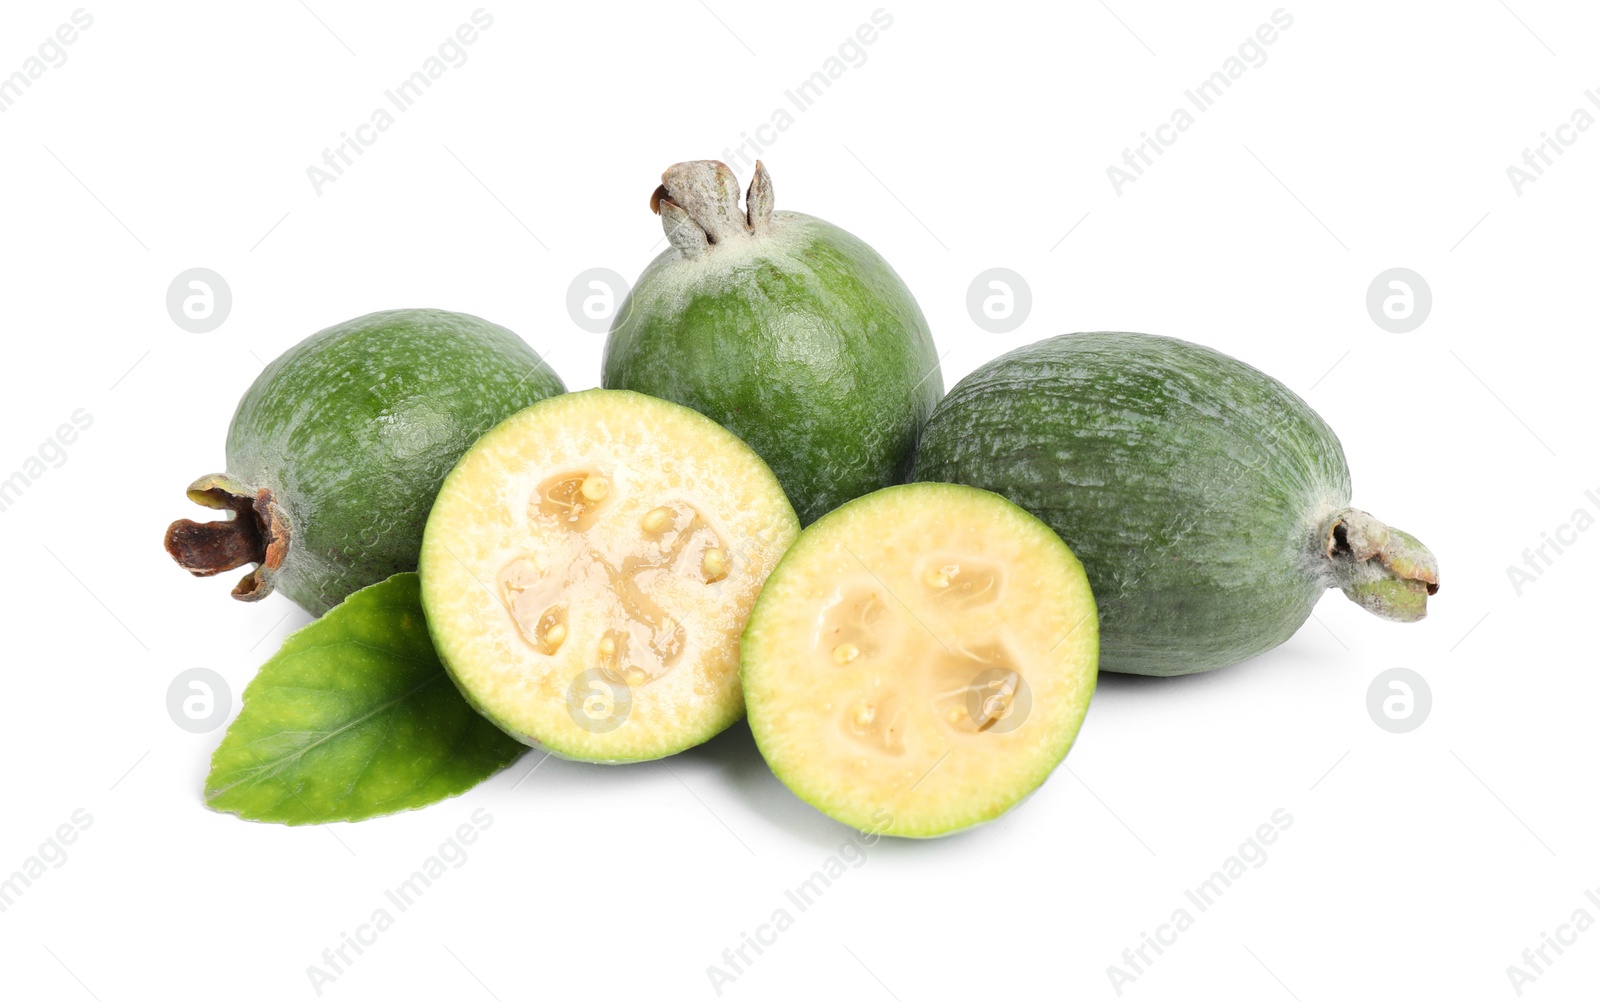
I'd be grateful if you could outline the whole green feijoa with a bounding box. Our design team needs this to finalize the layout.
[165,308,564,616]
[911,331,1440,676]
[602,160,942,525]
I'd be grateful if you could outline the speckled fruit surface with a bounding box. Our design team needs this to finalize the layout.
[603,160,942,525]
[165,308,565,615]
[912,332,1438,676]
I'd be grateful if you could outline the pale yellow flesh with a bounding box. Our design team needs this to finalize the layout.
[421,390,798,762]
[743,484,1098,837]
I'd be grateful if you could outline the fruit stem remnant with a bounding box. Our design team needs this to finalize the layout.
[164,473,289,602]
[651,160,774,259]
[1320,508,1439,622]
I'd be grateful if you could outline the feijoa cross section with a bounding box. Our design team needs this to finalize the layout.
[741,483,1099,838]
[205,573,525,825]
[419,389,800,763]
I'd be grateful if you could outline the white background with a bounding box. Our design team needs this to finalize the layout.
[1,2,1596,999]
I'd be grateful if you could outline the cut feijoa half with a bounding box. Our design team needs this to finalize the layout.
[419,389,799,763]
[741,483,1098,837]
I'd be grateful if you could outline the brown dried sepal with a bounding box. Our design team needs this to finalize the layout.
[164,473,289,602]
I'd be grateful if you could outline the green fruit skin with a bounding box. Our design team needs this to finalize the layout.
[912,332,1352,676]
[225,309,564,615]
[602,212,942,525]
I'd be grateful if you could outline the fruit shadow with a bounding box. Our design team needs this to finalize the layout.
[676,720,856,851]
[667,647,1327,852]
[1087,636,1337,698]
[679,719,1020,856]
[1089,666,1234,695]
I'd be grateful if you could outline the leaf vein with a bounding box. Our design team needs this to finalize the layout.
[210,672,447,798]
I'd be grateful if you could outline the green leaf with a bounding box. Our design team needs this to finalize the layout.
[205,573,525,825]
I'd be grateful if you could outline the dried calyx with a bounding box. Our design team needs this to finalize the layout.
[650,160,774,259]
[1320,508,1439,623]
[164,473,289,601]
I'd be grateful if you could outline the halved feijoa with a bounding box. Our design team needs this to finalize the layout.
[419,389,799,763]
[741,483,1098,837]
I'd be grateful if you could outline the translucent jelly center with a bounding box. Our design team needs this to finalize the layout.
[499,468,728,686]
[816,555,1023,755]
